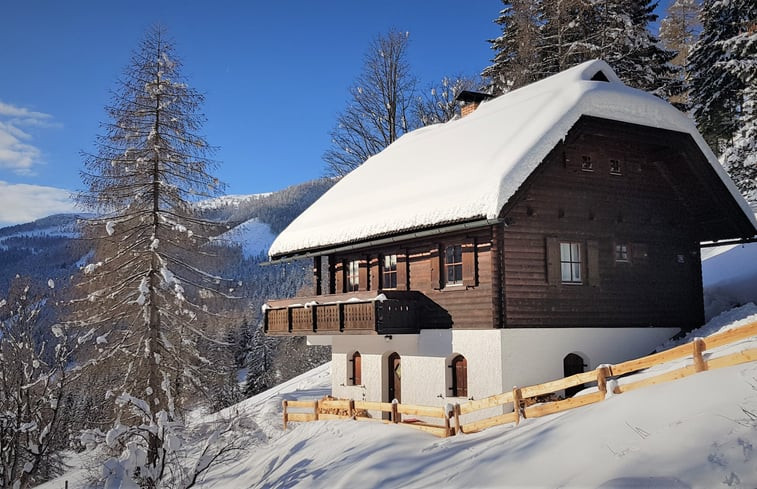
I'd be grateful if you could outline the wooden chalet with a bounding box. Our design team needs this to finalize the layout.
[262,60,757,410]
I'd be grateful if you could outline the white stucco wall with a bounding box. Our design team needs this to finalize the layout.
[325,326,679,421]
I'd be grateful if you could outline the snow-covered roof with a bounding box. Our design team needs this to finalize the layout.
[270,60,757,259]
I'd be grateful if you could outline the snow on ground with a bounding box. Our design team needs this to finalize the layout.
[217,218,276,257]
[702,241,757,320]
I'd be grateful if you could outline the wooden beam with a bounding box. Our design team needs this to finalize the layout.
[524,391,604,418]
[461,412,518,433]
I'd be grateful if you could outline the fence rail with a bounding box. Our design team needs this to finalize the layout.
[282,320,757,437]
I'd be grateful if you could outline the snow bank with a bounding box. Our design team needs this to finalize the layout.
[269,59,756,258]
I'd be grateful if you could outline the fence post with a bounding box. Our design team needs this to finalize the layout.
[597,366,609,400]
[391,399,399,424]
[513,387,522,425]
[314,400,320,421]
[693,338,707,372]
[282,400,288,430]
[444,406,452,437]
[453,404,462,435]
[349,399,355,420]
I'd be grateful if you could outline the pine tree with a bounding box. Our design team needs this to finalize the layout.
[716,0,757,201]
[689,0,747,151]
[323,30,417,176]
[482,0,541,93]
[72,25,236,484]
[536,0,596,78]
[659,0,702,108]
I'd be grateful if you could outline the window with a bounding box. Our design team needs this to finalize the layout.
[351,351,362,385]
[560,242,582,283]
[615,243,629,262]
[382,254,397,289]
[347,260,360,292]
[450,355,468,398]
[445,245,463,285]
[609,159,622,175]
[581,155,593,171]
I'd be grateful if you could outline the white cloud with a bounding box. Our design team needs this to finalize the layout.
[0,181,78,226]
[0,100,58,175]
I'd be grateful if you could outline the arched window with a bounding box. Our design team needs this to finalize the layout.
[450,355,468,398]
[351,351,362,386]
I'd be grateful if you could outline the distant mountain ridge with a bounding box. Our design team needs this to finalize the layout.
[0,178,335,295]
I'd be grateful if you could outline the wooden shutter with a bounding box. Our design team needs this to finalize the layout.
[358,257,369,291]
[452,355,468,397]
[462,238,477,287]
[396,251,408,290]
[335,259,345,293]
[430,245,442,290]
[353,352,362,385]
[546,237,560,284]
[369,256,380,290]
[587,240,600,286]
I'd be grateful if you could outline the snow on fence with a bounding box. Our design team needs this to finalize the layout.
[282,321,757,438]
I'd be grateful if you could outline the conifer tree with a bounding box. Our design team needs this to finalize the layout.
[689,0,747,151]
[72,25,236,484]
[482,0,541,93]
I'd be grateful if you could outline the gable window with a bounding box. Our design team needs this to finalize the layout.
[450,355,468,397]
[560,242,582,283]
[615,243,629,262]
[609,159,622,175]
[347,260,360,292]
[445,245,463,285]
[382,254,397,289]
[581,155,593,172]
[351,351,362,385]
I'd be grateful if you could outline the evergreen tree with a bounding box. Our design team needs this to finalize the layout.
[689,0,747,151]
[536,0,596,78]
[659,0,702,108]
[72,25,236,485]
[323,30,417,176]
[482,0,541,93]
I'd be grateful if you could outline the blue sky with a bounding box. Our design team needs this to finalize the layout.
[0,1,671,226]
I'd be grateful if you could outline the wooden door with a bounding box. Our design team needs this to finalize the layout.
[452,355,468,397]
[388,352,401,403]
[563,353,586,397]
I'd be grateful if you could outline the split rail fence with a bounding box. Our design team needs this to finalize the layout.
[282,320,757,438]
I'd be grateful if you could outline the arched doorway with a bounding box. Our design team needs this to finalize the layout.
[563,353,586,397]
[387,352,401,403]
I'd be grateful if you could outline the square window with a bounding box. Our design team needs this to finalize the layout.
[445,245,463,285]
[560,242,582,283]
[382,254,397,289]
[615,244,629,262]
[581,155,593,172]
[610,159,622,175]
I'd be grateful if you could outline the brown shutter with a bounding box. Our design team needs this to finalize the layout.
[396,251,408,290]
[587,240,600,286]
[335,259,345,293]
[546,237,560,284]
[369,256,380,290]
[430,245,442,289]
[462,237,477,287]
[358,257,368,291]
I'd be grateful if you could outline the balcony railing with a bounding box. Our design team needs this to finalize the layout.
[264,290,425,336]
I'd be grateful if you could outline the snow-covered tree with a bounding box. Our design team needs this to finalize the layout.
[689,0,749,151]
[323,30,417,176]
[71,25,237,485]
[659,0,702,108]
[413,74,481,126]
[0,277,73,488]
[482,0,541,93]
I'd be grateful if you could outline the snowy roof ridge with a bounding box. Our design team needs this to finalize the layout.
[269,59,757,259]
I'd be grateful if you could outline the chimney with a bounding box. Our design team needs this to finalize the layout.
[456,91,494,117]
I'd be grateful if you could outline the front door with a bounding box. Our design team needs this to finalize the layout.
[387,352,401,403]
[563,353,586,397]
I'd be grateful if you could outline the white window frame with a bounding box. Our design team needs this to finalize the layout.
[560,242,582,284]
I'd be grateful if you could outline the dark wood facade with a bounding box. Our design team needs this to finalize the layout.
[265,117,755,336]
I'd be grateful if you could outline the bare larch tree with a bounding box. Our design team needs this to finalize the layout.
[71,25,236,484]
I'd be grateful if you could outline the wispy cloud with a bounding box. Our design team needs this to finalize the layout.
[0,181,78,226]
[0,100,60,175]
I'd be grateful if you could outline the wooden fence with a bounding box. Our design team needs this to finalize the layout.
[282,320,757,438]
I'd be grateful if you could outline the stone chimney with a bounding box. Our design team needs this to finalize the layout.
[456,91,494,117]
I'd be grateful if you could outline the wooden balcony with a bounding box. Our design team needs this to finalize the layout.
[264,290,437,336]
